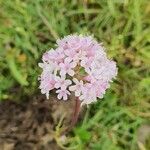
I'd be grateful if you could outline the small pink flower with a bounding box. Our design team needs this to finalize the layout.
[55,76,72,89]
[80,57,93,72]
[81,36,93,48]
[83,75,95,82]
[66,35,82,50]
[56,89,71,100]
[96,82,109,98]
[59,59,76,76]
[40,74,56,89]
[77,49,87,60]
[85,43,98,58]
[38,62,57,74]
[79,83,97,104]
[86,49,95,58]
[90,80,109,98]
[64,48,78,61]
[39,74,56,98]
[69,78,84,97]
[45,48,65,65]
[45,49,58,62]
[42,52,50,62]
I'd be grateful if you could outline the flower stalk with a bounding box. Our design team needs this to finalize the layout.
[71,97,81,127]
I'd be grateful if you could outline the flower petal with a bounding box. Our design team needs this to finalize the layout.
[69,85,76,91]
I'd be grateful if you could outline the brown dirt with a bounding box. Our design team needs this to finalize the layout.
[0,94,84,150]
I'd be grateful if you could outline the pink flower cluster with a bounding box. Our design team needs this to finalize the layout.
[39,35,117,105]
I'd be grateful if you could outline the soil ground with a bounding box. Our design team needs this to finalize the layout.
[0,94,79,150]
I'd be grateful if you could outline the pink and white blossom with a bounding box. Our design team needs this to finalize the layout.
[59,59,76,76]
[56,89,71,100]
[39,34,117,104]
[69,78,83,97]
[79,83,97,105]
[39,74,56,99]
[55,76,72,89]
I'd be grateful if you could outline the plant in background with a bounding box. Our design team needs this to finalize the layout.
[39,34,117,128]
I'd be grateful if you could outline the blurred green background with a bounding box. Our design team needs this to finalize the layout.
[0,0,150,149]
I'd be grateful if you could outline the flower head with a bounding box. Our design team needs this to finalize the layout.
[39,34,117,105]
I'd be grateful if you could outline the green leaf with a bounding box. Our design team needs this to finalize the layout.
[75,128,91,143]
[6,54,28,86]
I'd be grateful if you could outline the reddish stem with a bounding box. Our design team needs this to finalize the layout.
[71,97,81,127]
[61,97,81,135]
